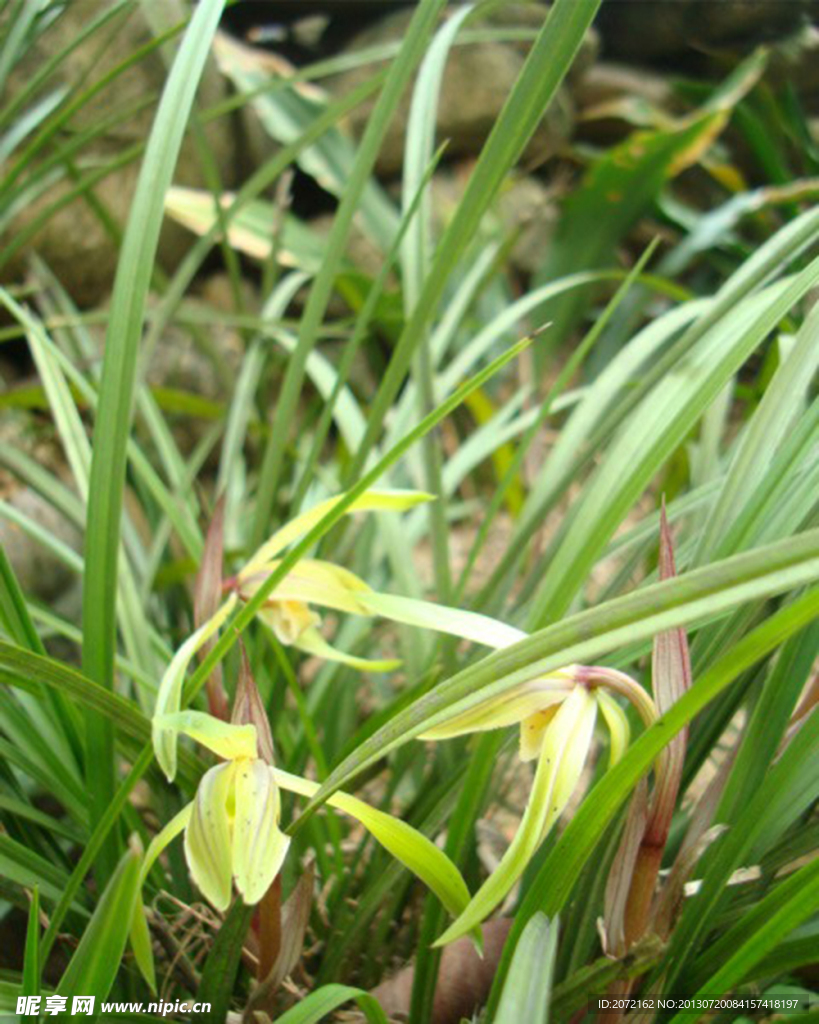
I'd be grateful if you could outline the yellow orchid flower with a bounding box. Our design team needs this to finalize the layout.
[234,487,535,670]
[233,489,435,672]
[419,666,658,946]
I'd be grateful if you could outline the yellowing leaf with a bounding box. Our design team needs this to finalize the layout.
[464,388,525,515]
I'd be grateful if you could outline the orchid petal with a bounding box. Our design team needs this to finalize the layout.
[419,676,575,741]
[152,594,237,782]
[548,686,597,829]
[435,687,596,946]
[155,710,258,762]
[596,689,631,768]
[232,760,290,905]
[185,762,235,912]
[357,591,528,649]
[242,489,433,576]
[294,626,402,673]
[519,704,561,762]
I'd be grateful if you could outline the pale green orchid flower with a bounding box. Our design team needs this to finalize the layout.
[156,711,288,910]
[134,709,475,991]
[419,667,657,946]
[147,711,472,917]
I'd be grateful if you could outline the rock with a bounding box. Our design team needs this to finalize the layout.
[573,62,676,116]
[572,61,680,144]
[145,321,243,407]
[306,213,385,280]
[423,165,557,278]
[1,2,257,307]
[327,5,587,177]
[766,24,819,103]
[141,277,250,454]
[496,174,559,277]
[0,486,79,602]
[597,0,814,62]
[0,416,81,603]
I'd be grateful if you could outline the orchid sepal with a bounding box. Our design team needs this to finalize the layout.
[272,767,473,928]
[358,591,528,650]
[155,709,258,762]
[419,675,576,742]
[152,594,237,782]
[242,488,434,578]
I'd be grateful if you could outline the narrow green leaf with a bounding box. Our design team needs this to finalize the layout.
[501,207,819,609]
[41,746,155,964]
[661,708,819,989]
[185,337,533,705]
[298,534,819,820]
[495,913,558,1024]
[129,890,156,995]
[351,0,602,476]
[58,843,142,1002]
[198,900,254,1024]
[668,859,819,1024]
[251,0,447,545]
[718,622,819,822]
[0,545,45,655]
[698,295,819,560]
[81,0,226,877]
[533,51,763,350]
[528,257,819,627]
[688,863,819,993]
[22,885,40,997]
[274,984,389,1024]
[0,831,76,906]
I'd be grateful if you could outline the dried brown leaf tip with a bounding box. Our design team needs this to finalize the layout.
[194,494,229,720]
[232,640,276,766]
[647,498,691,846]
[601,500,693,969]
